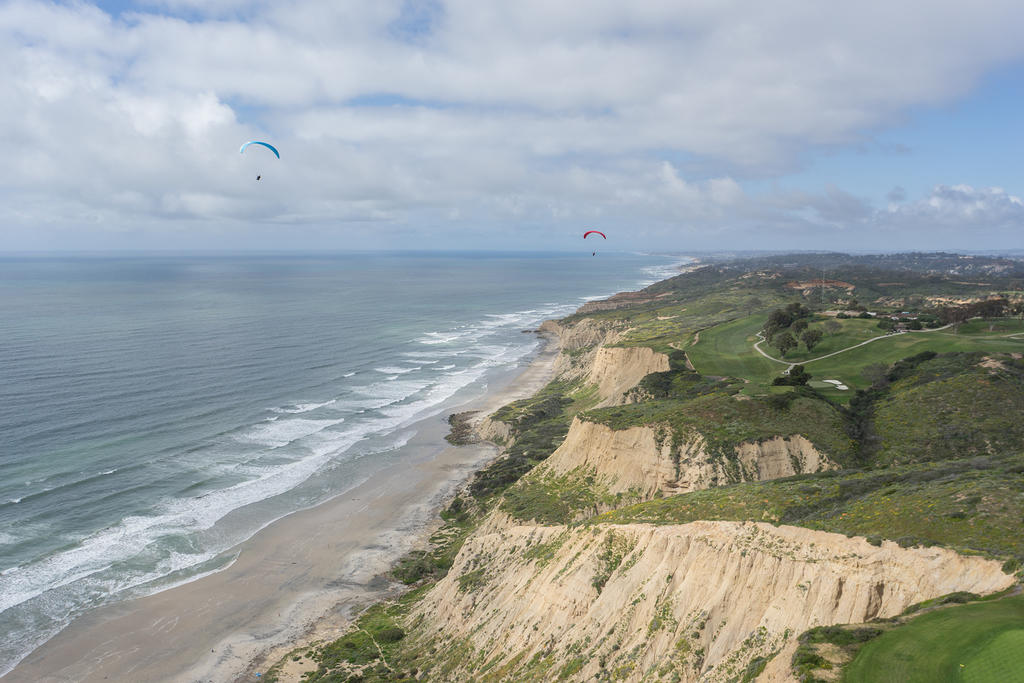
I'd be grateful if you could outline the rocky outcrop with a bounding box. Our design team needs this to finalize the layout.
[735,435,835,481]
[588,346,670,406]
[412,521,1014,682]
[540,318,621,354]
[476,415,512,445]
[538,319,670,406]
[538,418,837,502]
[541,418,678,499]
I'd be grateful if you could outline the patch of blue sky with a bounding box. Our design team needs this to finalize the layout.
[87,0,258,23]
[387,0,443,44]
[85,0,138,18]
[344,93,455,109]
[765,61,1024,205]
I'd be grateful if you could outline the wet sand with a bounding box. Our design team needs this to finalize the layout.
[4,334,559,683]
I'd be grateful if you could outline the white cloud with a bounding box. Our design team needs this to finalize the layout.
[2,0,1024,249]
[882,184,1024,231]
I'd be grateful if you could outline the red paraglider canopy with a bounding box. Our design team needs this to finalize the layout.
[583,230,606,239]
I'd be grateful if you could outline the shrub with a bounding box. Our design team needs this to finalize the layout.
[773,365,811,386]
[377,627,405,643]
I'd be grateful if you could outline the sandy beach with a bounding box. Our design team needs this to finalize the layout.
[4,332,559,683]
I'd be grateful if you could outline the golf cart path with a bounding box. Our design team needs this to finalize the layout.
[753,322,955,371]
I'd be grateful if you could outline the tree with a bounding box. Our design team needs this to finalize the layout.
[785,302,811,319]
[763,303,812,340]
[775,332,797,356]
[791,319,809,335]
[824,320,842,336]
[773,364,811,386]
[746,296,764,317]
[789,364,811,385]
[801,328,823,351]
[939,306,970,333]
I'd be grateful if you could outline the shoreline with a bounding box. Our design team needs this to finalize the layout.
[3,331,560,683]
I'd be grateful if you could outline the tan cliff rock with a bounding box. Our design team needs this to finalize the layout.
[588,345,670,407]
[412,521,1014,682]
[538,418,837,502]
[481,320,669,444]
[539,319,669,406]
[475,416,512,445]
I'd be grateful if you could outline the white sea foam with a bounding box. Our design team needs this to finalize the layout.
[236,418,346,448]
[351,378,428,403]
[401,349,465,360]
[342,371,356,377]
[272,399,338,414]
[0,426,366,618]
[374,366,420,374]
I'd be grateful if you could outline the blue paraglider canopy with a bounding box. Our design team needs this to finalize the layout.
[239,141,280,159]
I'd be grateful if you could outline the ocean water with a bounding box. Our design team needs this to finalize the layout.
[0,250,683,675]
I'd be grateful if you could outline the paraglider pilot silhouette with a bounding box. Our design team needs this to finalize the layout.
[584,230,606,255]
[240,141,279,181]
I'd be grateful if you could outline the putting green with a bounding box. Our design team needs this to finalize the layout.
[844,594,1024,683]
[961,628,1024,683]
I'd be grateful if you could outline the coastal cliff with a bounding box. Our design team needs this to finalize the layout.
[538,418,836,502]
[414,521,1013,682]
[542,319,670,406]
[477,320,669,446]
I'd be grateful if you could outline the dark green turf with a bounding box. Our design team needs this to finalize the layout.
[843,594,1024,683]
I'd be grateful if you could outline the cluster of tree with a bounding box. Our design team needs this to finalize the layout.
[763,302,812,340]
[772,364,811,386]
[763,303,825,356]
[936,298,1022,327]
[773,328,823,355]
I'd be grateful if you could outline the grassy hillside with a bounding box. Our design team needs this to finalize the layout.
[582,390,855,467]
[872,352,1024,465]
[688,313,1024,397]
[595,453,1024,562]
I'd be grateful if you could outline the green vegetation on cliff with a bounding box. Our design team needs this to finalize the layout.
[594,452,1024,562]
[469,379,596,500]
[871,352,1024,465]
[582,389,855,467]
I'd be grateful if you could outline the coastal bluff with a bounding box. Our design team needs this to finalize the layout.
[415,521,1012,682]
[537,418,836,502]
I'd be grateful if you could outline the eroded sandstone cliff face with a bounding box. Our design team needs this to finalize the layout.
[412,521,1013,682]
[428,312,1010,683]
[540,320,669,406]
[479,320,669,446]
[538,418,837,502]
[588,346,670,406]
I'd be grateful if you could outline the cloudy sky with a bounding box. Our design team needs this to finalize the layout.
[3,0,1024,252]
